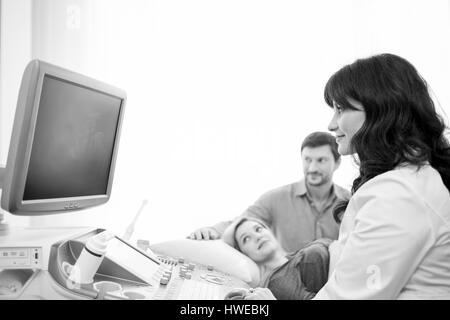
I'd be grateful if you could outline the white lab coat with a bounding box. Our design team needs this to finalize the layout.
[315,164,450,299]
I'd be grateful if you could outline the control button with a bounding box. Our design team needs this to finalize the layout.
[164,272,172,279]
[178,258,185,263]
[188,263,195,270]
[160,278,169,285]
[184,272,192,280]
[207,265,214,271]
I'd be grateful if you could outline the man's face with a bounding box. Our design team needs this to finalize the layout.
[301,145,339,187]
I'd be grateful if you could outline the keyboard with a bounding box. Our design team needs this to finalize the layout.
[176,279,226,300]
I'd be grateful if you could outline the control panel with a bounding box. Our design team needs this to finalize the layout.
[146,253,247,300]
[1,229,251,300]
[0,247,42,269]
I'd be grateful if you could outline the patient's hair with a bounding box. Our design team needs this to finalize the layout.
[233,218,269,252]
[324,53,450,222]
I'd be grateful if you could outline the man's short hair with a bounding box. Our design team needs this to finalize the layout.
[301,131,340,162]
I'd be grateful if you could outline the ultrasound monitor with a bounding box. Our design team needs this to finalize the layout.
[0,60,126,216]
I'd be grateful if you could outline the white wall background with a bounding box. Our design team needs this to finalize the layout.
[1,0,450,244]
[0,0,32,227]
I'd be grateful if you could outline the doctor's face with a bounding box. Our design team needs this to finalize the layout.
[328,98,366,155]
[235,221,279,263]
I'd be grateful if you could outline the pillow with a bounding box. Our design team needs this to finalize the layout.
[149,239,260,287]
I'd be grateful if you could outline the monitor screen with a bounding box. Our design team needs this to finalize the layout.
[1,59,126,215]
[23,75,122,201]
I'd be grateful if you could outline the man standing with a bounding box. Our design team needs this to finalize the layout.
[188,132,350,252]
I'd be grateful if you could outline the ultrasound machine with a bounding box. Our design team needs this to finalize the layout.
[0,60,249,300]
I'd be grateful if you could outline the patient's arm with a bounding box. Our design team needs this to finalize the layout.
[187,189,277,241]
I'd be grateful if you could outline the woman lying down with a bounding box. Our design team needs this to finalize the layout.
[222,217,331,300]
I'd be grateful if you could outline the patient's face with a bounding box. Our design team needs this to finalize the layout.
[235,221,279,263]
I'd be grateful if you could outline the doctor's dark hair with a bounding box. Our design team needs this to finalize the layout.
[324,53,450,223]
